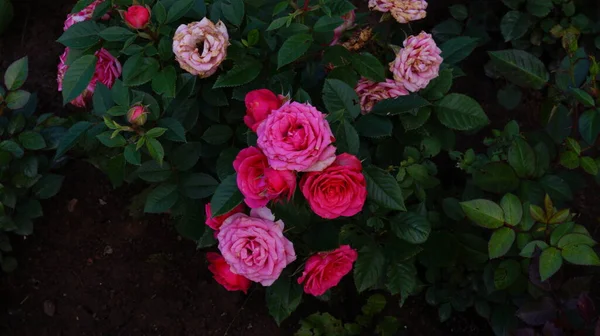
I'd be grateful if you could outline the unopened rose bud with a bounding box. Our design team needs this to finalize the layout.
[127,105,147,126]
[123,5,150,30]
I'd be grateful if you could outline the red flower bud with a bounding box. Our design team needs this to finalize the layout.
[123,5,150,30]
[127,105,147,126]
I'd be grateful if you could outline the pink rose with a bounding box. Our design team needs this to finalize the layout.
[297,245,358,296]
[207,252,252,294]
[127,105,147,126]
[64,0,110,31]
[173,18,229,78]
[257,102,337,172]
[217,207,296,286]
[57,48,122,108]
[389,31,442,92]
[368,0,428,24]
[205,202,246,231]
[300,153,367,219]
[233,147,296,208]
[244,89,284,132]
[123,5,151,30]
[330,10,356,46]
[355,78,409,114]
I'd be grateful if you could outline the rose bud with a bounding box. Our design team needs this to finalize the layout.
[122,5,151,30]
[127,105,147,126]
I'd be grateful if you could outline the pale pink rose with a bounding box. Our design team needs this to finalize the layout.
[233,147,296,208]
[389,31,442,92]
[57,48,122,108]
[64,0,110,31]
[297,245,358,296]
[355,77,409,114]
[173,18,230,78]
[368,0,427,24]
[330,10,356,46]
[217,207,296,286]
[300,154,367,219]
[207,252,252,294]
[205,202,246,231]
[257,102,336,172]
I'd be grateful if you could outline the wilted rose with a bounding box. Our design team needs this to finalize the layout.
[389,31,442,92]
[355,77,409,114]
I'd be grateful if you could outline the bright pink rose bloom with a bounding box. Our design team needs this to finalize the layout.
[300,154,367,219]
[297,245,358,296]
[233,147,296,209]
[330,10,356,46]
[207,252,252,294]
[57,48,122,108]
[355,78,409,114]
[389,31,442,92]
[244,89,284,132]
[123,5,151,29]
[217,207,296,286]
[205,202,246,231]
[64,0,110,31]
[257,102,337,172]
[368,0,427,24]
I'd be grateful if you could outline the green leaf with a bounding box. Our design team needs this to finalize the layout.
[473,162,520,194]
[266,16,288,31]
[527,0,553,17]
[99,26,135,41]
[562,245,600,266]
[559,151,579,169]
[54,121,92,159]
[171,142,202,171]
[449,4,468,20]
[500,193,522,225]
[354,114,392,138]
[18,131,46,150]
[497,85,522,110]
[124,144,141,165]
[33,174,64,199]
[137,161,172,182]
[151,66,177,98]
[181,173,219,199]
[210,174,243,216]
[277,33,313,69]
[440,37,478,64]
[460,199,505,229]
[122,53,160,87]
[313,16,344,32]
[0,140,23,158]
[539,175,572,202]
[488,49,549,89]
[500,11,531,42]
[92,82,114,115]
[106,153,125,187]
[265,275,303,326]
[213,58,262,88]
[508,138,536,178]
[112,79,129,106]
[520,240,548,257]
[96,131,126,148]
[578,109,600,144]
[421,69,453,101]
[202,125,233,145]
[435,93,489,131]
[57,21,102,48]
[146,138,164,165]
[332,121,359,155]
[222,0,245,26]
[557,233,595,248]
[166,0,194,23]
[386,262,416,305]
[351,53,386,82]
[570,88,594,107]
[61,55,97,105]
[494,259,520,290]
[580,157,598,175]
[157,117,186,142]
[390,212,431,244]
[5,90,30,109]
[146,127,167,138]
[372,94,430,116]
[354,245,385,292]
[363,166,406,211]
[489,227,516,258]
[399,106,431,131]
[322,79,360,119]
[4,56,28,90]
[144,183,179,214]
[539,247,562,281]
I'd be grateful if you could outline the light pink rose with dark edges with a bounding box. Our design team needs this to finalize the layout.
[355,77,409,114]
[63,0,110,31]
[297,245,358,296]
[389,31,442,92]
[368,0,427,24]
[257,102,337,172]
[217,207,296,286]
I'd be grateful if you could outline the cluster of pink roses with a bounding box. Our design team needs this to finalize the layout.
[204,88,367,296]
[355,31,443,113]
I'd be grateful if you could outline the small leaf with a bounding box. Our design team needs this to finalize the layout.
[508,138,536,178]
[390,212,431,244]
[579,109,600,144]
[54,121,93,159]
[146,138,165,165]
[520,240,548,258]
[351,53,386,82]
[557,233,596,248]
[500,193,522,225]
[166,0,194,23]
[277,33,313,69]
[99,26,135,41]
[4,56,28,90]
[18,131,46,150]
[473,162,520,194]
[489,227,516,259]
[363,166,406,211]
[57,21,102,48]
[372,94,430,116]
[210,174,243,216]
[144,183,179,214]
[460,199,505,229]
[571,88,595,107]
[322,79,360,119]
[354,245,385,292]
[435,93,489,131]
[580,157,598,175]
[500,11,531,42]
[539,247,562,281]
[562,245,600,266]
[213,59,262,88]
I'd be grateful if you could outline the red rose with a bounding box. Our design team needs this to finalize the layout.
[300,153,367,219]
[205,202,245,231]
[244,89,284,132]
[206,252,251,294]
[297,245,358,296]
[123,5,151,29]
[233,147,296,208]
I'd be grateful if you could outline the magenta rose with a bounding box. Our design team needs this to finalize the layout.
[297,245,358,296]
[217,207,296,286]
[233,147,296,208]
[207,252,251,294]
[300,153,367,219]
[57,48,122,108]
[205,202,246,231]
[355,77,409,114]
[389,31,442,92]
[64,0,110,31]
[257,102,337,172]
[244,89,285,132]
